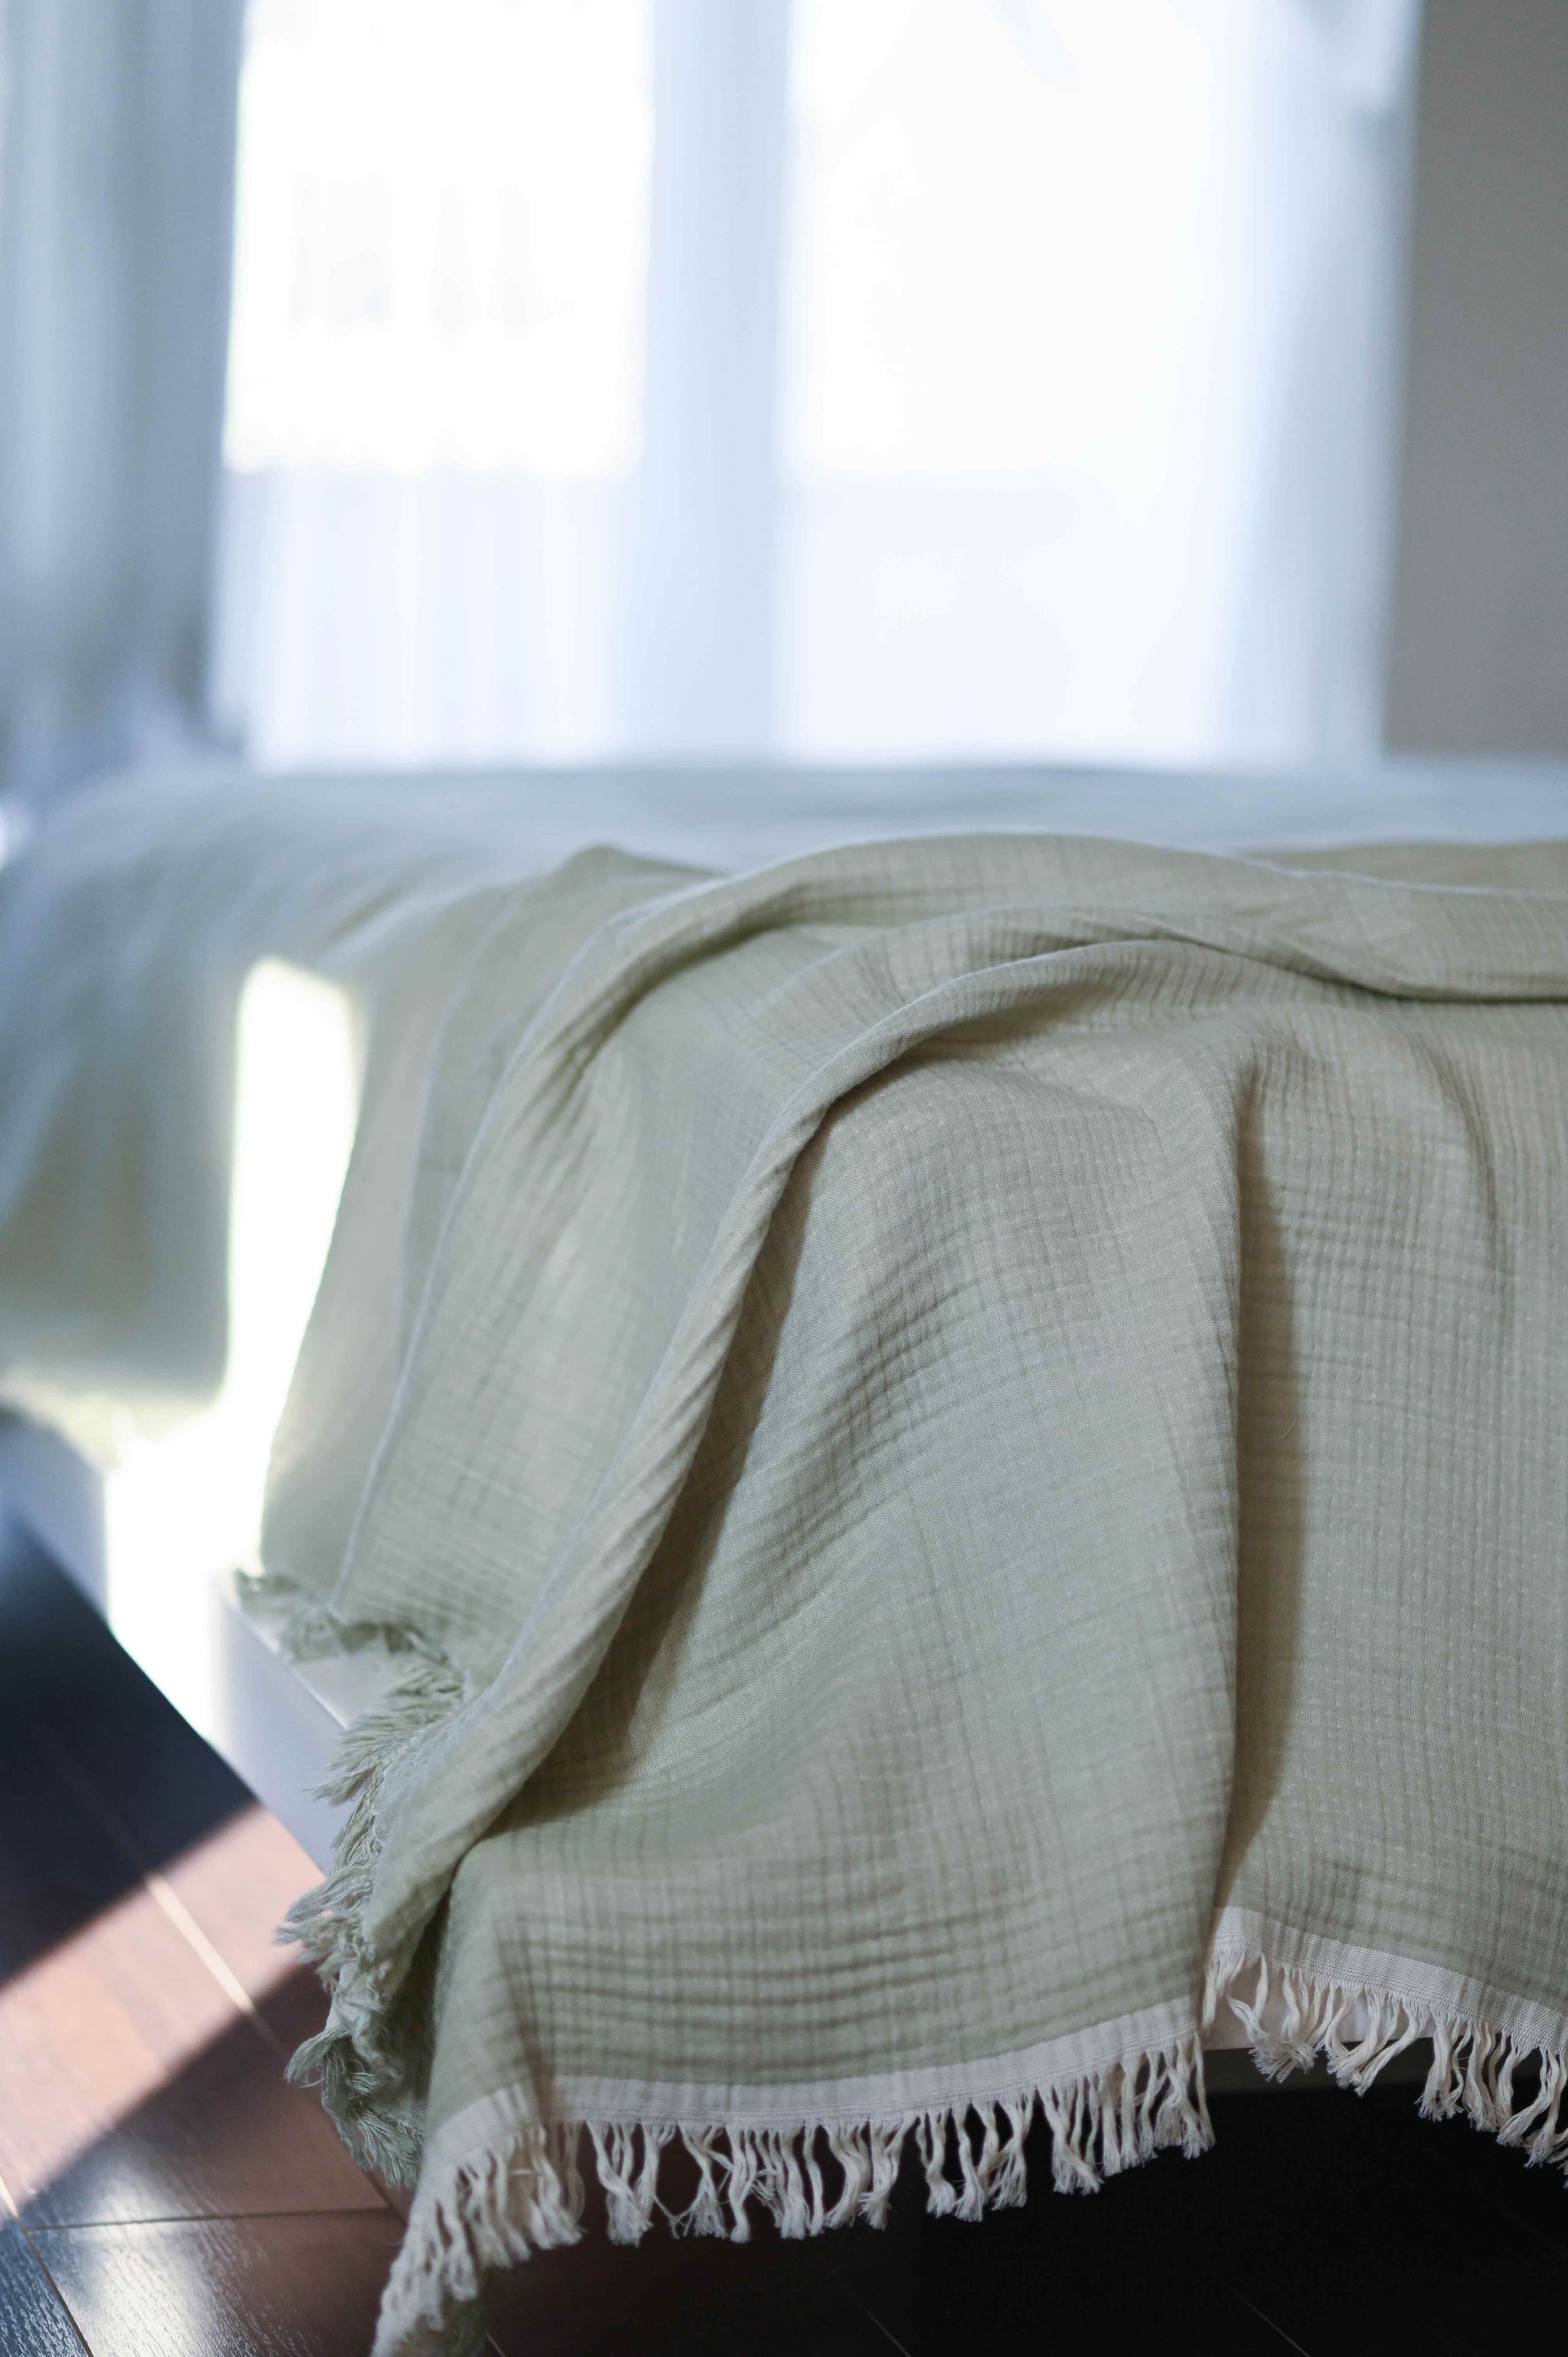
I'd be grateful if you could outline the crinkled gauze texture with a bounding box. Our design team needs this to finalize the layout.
[4,782,1568,2355]
[274,826,1568,2238]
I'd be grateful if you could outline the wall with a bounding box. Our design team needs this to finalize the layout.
[1386,0,1568,755]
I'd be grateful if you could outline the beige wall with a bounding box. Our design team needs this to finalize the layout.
[1386,0,1568,755]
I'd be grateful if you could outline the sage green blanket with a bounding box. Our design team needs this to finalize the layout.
[3,782,1567,2356]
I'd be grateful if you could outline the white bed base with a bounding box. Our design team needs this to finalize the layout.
[0,1411,355,1868]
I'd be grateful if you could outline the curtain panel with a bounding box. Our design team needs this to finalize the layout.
[0,0,245,803]
[0,0,1423,790]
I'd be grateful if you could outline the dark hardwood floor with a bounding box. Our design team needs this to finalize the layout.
[3,1513,1565,2355]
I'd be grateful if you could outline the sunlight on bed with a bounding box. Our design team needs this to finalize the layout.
[100,960,359,1700]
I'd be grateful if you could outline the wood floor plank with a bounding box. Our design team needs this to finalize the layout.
[37,1737,323,2044]
[0,1707,147,1982]
[0,2220,87,2356]
[19,1999,389,2231]
[0,1861,242,2212]
[150,1806,321,2009]
[33,2213,408,2357]
[0,1584,386,2231]
[0,1529,249,1874]
[31,1731,383,2225]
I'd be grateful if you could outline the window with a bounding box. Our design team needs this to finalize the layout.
[214,0,1418,771]
[218,0,651,760]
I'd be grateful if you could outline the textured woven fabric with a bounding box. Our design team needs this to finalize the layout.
[4,780,1568,2354]
[259,820,1568,2347]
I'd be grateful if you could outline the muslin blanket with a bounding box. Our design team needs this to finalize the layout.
[4,778,1568,2357]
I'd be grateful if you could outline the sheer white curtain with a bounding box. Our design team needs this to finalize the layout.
[212,0,1421,773]
[0,0,246,802]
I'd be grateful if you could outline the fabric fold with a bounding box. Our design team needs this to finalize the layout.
[3,781,1568,2355]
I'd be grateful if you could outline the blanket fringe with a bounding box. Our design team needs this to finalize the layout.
[265,1594,1568,2355]
[373,2043,1210,2355]
[277,1639,472,2185]
[373,1950,1568,2355]
[1204,1948,1568,2165]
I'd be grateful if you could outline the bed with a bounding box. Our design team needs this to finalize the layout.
[3,753,1566,2356]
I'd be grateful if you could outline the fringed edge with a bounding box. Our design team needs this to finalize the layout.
[1204,1948,1568,2164]
[237,1565,452,1669]
[278,1645,472,2185]
[371,2041,1211,2356]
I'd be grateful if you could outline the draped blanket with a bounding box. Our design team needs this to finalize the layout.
[5,779,1568,2356]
